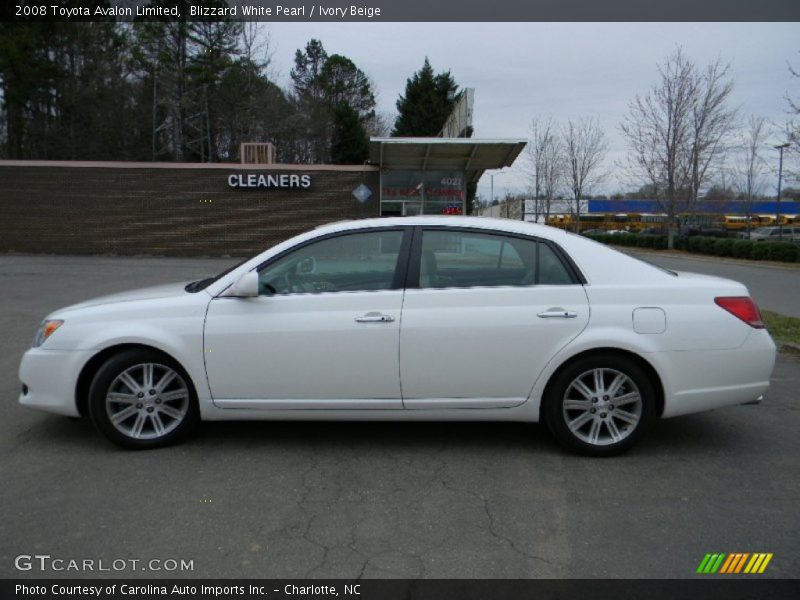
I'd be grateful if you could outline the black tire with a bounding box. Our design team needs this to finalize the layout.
[543,354,657,457]
[88,349,198,449]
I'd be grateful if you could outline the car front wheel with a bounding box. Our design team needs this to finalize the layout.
[544,355,656,456]
[88,350,198,449]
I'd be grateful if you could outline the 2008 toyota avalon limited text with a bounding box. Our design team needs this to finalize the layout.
[18,216,776,456]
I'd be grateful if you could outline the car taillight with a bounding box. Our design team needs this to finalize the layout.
[714,297,764,328]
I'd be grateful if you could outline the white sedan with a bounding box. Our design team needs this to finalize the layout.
[18,217,776,456]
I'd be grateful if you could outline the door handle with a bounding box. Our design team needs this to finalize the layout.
[355,312,395,323]
[537,309,578,319]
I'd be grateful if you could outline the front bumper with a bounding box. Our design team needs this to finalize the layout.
[18,347,95,417]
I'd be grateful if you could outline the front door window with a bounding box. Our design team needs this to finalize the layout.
[258,230,404,295]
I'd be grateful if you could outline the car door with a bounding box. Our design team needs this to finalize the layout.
[204,228,410,409]
[399,227,589,409]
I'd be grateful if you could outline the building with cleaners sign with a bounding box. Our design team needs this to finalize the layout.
[0,138,525,256]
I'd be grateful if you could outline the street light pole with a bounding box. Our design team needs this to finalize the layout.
[775,142,790,240]
[488,170,505,217]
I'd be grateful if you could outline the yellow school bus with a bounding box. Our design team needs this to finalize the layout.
[723,215,752,231]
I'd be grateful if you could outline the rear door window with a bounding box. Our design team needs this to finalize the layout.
[417,229,576,288]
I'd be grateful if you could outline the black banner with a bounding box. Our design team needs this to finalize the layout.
[2,0,800,22]
[3,579,800,600]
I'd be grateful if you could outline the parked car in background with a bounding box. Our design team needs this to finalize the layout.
[19,217,776,456]
[748,226,800,241]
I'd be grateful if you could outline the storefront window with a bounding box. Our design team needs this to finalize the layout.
[380,170,465,216]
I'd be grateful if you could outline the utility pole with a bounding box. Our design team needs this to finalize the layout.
[775,142,790,240]
[488,170,505,216]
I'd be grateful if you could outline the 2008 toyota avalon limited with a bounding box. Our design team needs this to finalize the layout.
[18,217,776,455]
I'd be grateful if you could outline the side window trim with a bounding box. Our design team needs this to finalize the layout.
[391,226,414,290]
[404,226,422,289]
[535,240,541,286]
[407,226,585,289]
[255,226,414,294]
[543,238,587,284]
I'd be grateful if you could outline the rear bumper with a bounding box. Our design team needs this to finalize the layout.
[18,347,93,417]
[660,330,776,418]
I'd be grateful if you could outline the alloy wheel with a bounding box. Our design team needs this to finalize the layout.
[105,363,190,440]
[561,368,643,446]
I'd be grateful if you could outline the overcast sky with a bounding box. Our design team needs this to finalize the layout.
[260,23,799,199]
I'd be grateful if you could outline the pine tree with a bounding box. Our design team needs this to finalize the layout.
[330,104,369,164]
[289,39,375,164]
[290,39,327,100]
[392,58,459,137]
[319,54,375,121]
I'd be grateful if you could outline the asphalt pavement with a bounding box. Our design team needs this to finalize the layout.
[0,254,798,579]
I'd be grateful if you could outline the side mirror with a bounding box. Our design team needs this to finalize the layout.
[222,271,259,298]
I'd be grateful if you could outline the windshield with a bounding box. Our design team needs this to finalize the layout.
[185,256,253,293]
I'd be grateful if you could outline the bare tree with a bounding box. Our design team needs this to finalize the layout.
[686,57,738,205]
[365,110,392,137]
[735,116,769,235]
[240,23,274,77]
[540,132,563,224]
[562,117,608,231]
[526,117,560,222]
[134,20,191,160]
[786,52,800,182]
[621,48,712,247]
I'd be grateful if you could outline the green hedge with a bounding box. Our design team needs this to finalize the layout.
[730,239,753,259]
[584,232,667,249]
[581,232,799,263]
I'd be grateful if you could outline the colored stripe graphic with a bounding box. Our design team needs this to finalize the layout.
[758,553,773,573]
[698,553,773,574]
[699,553,726,573]
[745,554,763,573]
[720,553,736,574]
[719,554,735,573]
[733,553,750,573]
[745,554,760,573]
[697,554,713,573]
[722,553,737,574]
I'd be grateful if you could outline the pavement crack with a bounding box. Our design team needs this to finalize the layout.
[441,479,553,566]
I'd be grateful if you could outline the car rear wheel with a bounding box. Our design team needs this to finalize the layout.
[88,349,198,449]
[544,355,656,456]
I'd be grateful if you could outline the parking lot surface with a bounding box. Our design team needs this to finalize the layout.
[1,254,798,579]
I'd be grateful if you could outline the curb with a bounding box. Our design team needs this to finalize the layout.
[779,342,800,356]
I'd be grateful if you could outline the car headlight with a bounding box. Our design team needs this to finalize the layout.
[33,320,64,347]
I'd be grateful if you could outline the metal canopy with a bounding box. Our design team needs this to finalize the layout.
[369,137,527,183]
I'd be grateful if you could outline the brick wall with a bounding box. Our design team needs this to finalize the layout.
[0,162,381,256]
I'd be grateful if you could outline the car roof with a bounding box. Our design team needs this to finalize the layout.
[312,216,571,241]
